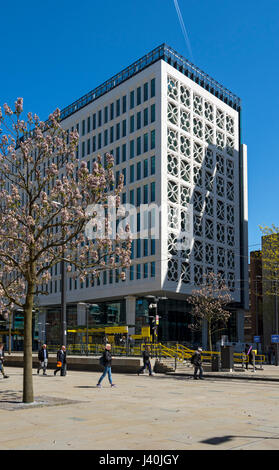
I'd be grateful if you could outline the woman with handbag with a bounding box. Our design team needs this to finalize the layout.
[54,345,67,376]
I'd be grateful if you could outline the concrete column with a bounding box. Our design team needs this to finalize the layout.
[236,309,245,343]
[125,296,136,335]
[77,303,86,326]
[202,319,208,350]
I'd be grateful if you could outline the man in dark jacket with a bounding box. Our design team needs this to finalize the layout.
[191,347,204,380]
[54,345,67,376]
[37,344,49,375]
[97,344,116,388]
[137,345,153,376]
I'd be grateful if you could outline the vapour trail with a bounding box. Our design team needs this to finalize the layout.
[173,0,194,63]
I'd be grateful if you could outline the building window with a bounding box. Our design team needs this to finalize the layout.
[116,147,120,165]
[151,104,156,123]
[151,78,155,97]
[87,139,91,155]
[131,240,135,259]
[98,110,102,127]
[144,133,148,153]
[137,86,141,106]
[136,161,141,180]
[104,129,108,147]
[136,136,141,156]
[116,99,120,117]
[122,119,127,137]
[143,184,148,204]
[130,265,134,280]
[144,159,148,177]
[116,123,120,140]
[122,95,127,114]
[130,140,135,159]
[150,238,155,255]
[137,111,141,130]
[82,141,85,158]
[130,189,134,205]
[151,261,155,277]
[122,144,126,162]
[150,182,155,202]
[104,106,108,124]
[144,240,148,257]
[136,264,141,279]
[144,108,148,126]
[136,238,141,258]
[130,164,134,183]
[98,133,102,150]
[93,113,96,130]
[110,126,114,144]
[82,120,85,136]
[150,130,155,149]
[110,103,114,120]
[130,115,134,133]
[87,116,91,133]
[130,90,135,109]
[144,262,148,278]
[150,156,155,174]
[92,136,96,153]
[137,212,141,232]
[144,82,148,101]
[122,168,126,185]
[136,187,141,206]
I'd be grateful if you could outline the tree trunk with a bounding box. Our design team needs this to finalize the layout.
[208,320,213,352]
[23,284,34,403]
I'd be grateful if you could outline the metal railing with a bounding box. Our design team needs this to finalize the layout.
[58,43,240,123]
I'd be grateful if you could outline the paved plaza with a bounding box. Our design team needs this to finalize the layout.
[1,366,279,450]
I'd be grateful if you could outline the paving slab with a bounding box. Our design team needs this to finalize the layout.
[1,366,279,450]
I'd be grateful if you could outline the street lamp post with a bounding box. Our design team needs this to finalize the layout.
[255,275,261,337]
[146,295,167,345]
[77,302,90,356]
[61,252,67,348]
[52,201,67,348]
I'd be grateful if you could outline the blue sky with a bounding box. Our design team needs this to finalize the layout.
[1,0,278,254]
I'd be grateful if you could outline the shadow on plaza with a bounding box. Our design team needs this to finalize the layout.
[201,435,279,446]
[0,390,22,404]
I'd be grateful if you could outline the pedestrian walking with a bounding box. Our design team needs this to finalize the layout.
[137,345,153,376]
[54,345,67,376]
[0,343,9,379]
[97,344,116,388]
[245,344,253,370]
[191,347,204,380]
[37,344,49,375]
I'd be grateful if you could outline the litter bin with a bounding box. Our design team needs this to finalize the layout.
[211,353,221,372]
[221,345,234,371]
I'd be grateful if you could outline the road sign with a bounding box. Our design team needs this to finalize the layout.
[254,336,261,343]
[271,335,279,344]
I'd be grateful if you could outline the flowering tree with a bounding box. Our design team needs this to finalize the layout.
[0,99,131,403]
[187,272,232,351]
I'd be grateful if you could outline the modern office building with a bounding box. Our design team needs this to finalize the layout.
[36,44,248,347]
